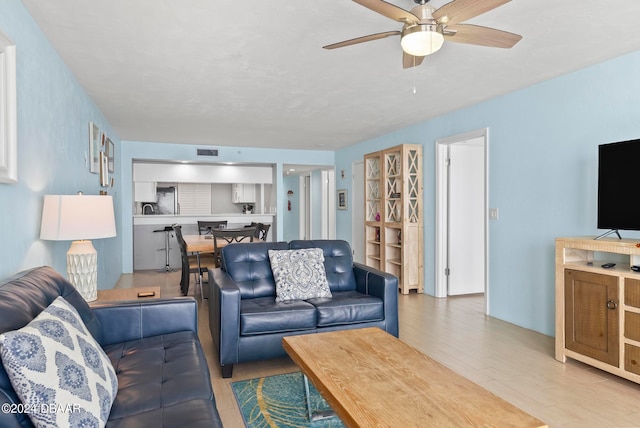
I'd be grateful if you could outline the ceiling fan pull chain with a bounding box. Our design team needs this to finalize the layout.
[412,56,418,94]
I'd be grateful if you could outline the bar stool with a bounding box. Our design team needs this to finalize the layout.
[153,225,176,272]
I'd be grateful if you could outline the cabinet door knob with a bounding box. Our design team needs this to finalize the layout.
[606,300,618,310]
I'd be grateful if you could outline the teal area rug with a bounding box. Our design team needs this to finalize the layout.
[231,371,345,428]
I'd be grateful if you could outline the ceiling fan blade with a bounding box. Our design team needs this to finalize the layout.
[433,0,511,26]
[402,52,425,69]
[352,0,419,23]
[323,31,401,50]
[444,24,522,48]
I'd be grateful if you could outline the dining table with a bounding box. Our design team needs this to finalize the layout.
[183,229,256,253]
[183,228,256,297]
[183,234,220,254]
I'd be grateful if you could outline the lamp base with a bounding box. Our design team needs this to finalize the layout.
[67,240,98,302]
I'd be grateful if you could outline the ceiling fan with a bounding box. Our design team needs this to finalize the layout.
[324,0,522,69]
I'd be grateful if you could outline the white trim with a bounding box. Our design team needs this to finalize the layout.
[435,143,448,298]
[321,171,329,238]
[435,128,490,313]
[299,174,311,240]
[352,160,364,263]
[326,169,336,239]
[0,30,17,184]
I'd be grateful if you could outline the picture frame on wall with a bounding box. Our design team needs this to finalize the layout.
[89,122,101,174]
[0,29,17,184]
[99,151,109,187]
[106,138,114,173]
[337,189,347,210]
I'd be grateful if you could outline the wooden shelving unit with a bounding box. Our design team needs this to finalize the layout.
[364,144,423,294]
[556,236,640,384]
[364,152,382,271]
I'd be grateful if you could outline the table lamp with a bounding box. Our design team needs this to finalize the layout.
[40,193,116,301]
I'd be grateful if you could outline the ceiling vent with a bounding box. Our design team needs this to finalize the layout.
[197,148,218,157]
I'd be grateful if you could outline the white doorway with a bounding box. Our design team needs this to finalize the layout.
[352,161,365,263]
[294,169,335,240]
[321,170,336,239]
[299,174,311,240]
[435,129,489,307]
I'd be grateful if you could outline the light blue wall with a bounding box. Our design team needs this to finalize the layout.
[336,49,640,336]
[120,141,334,271]
[0,0,122,288]
[4,0,640,337]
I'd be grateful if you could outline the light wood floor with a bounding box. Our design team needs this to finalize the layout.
[116,271,640,427]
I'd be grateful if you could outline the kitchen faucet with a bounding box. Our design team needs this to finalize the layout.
[142,204,155,215]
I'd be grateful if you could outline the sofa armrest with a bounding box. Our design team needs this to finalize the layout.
[353,262,399,337]
[91,297,198,347]
[209,268,241,366]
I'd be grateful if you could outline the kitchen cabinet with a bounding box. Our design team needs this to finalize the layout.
[178,183,211,215]
[134,182,156,202]
[232,184,256,203]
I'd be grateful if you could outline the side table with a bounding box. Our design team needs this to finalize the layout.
[89,286,161,306]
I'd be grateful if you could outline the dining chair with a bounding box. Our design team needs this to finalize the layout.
[211,227,256,267]
[256,223,270,241]
[173,225,215,299]
[245,222,270,241]
[197,220,228,235]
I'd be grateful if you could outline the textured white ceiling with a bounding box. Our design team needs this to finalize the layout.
[22,0,640,151]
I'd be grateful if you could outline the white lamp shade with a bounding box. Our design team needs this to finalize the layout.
[401,26,444,57]
[41,195,116,241]
[40,194,116,302]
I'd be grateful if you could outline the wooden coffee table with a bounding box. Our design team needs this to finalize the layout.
[282,327,547,428]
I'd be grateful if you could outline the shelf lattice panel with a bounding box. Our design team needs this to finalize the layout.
[366,158,379,179]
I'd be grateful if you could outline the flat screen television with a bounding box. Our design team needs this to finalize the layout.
[597,138,640,236]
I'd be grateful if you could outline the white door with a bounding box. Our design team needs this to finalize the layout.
[352,161,365,263]
[448,139,485,295]
[435,129,488,303]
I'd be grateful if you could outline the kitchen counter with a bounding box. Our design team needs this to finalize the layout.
[133,213,275,226]
[132,213,275,271]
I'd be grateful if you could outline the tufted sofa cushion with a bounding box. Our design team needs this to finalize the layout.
[239,297,316,335]
[220,241,288,298]
[104,331,215,422]
[289,240,358,292]
[306,290,384,327]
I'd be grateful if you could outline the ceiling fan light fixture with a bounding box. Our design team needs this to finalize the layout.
[401,24,444,57]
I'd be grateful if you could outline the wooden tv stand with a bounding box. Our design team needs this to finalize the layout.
[556,236,640,384]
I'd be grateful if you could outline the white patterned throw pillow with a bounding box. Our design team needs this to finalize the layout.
[0,296,117,428]
[269,248,332,302]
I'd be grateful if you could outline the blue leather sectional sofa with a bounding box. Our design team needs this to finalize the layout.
[209,239,399,378]
[0,267,222,428]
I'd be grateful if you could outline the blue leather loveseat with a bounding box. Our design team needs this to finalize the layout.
[0,266,222,428]
[209,239,399,378]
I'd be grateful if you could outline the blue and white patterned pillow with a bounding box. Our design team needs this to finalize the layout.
[0,296,117,428]
[268,248,332,302]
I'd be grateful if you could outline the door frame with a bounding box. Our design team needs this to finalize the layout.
[352,161,365,263]
[321,169,336,239]
[299,174,311,240]
[435,128,490,312]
